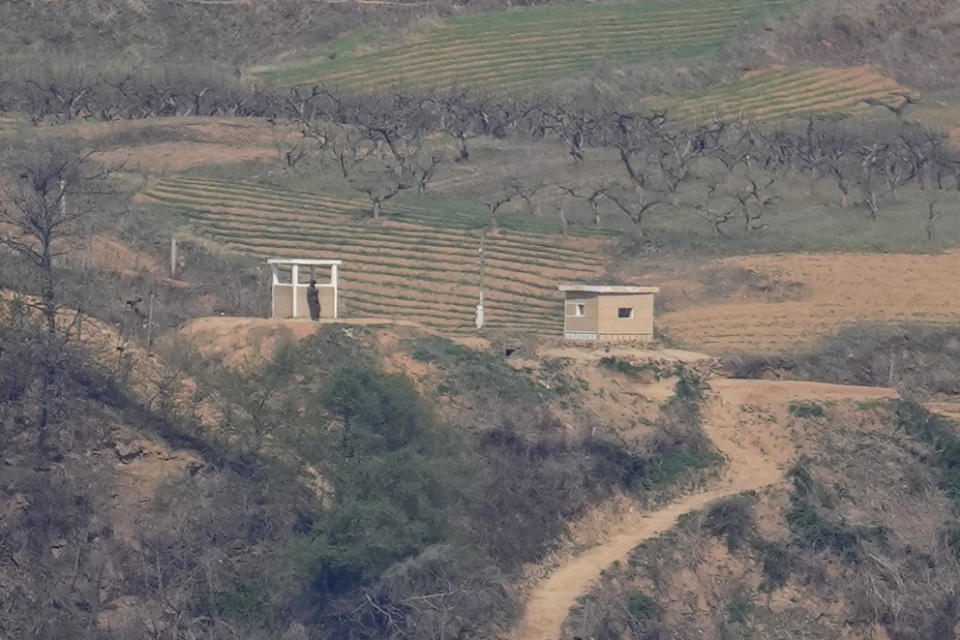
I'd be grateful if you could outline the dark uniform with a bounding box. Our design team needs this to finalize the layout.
[306,280,321,321]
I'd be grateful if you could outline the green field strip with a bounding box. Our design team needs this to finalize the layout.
[163,176,485,221]
[259,0,790,89]
[158,185,609,261]
[453,41,737,91]
[688,85,891,120]
[158,176,616,240]
[678,78,898,117]
[676,69,828,106]
[152,180,486,228]
[182,212,603,273]
[279,0,786,57]
[149,185,486,231]
[319,22,747,81]
[752,97,873,122]
[180,208,604,268]
[184,212,602,273]
[273,7,765,83]
[155,178,615,239]
[679,86,883,120]
[327,33,742,90]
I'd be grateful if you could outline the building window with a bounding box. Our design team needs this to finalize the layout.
[618,307,634,318]
[567,303,586,317]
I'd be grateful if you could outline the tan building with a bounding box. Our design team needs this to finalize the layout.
[559,284,660,342]
[268,258,341,319]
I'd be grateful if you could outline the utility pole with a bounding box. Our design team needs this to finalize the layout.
[170,237,178,278]
[474,231,485,330]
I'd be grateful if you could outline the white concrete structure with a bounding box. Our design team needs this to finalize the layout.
[268,258,341,320]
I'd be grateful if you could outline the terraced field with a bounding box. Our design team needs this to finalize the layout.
[660,251,960,353]
[254,0,789,92]
[141,177,609,335]
[670,66,907,122]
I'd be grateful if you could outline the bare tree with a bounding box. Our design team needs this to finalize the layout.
[926,200,938,242]
[694,184,737,237]
[603,182,665,234]
[863,92,920,122]
[325,124,376,178]
[560,184,607,226]
[0,140,110,448]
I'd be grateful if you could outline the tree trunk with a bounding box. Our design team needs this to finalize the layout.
[372,199,380,219]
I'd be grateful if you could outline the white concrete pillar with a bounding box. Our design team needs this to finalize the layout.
[292,264,299,318]
[331,264,339,319]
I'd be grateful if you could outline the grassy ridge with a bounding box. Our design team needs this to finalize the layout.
[254,0,790,92]
[143,177,608,334]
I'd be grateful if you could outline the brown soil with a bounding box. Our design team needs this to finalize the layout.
[659,250,960,353]
[173,316,432,368]
[77,234,164,277]
[93,142,275,173]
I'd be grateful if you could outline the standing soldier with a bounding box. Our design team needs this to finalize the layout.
[307,279,321,321]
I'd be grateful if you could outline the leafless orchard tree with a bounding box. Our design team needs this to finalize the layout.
[0,140,112,450]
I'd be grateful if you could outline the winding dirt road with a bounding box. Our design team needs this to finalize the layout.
[506,378,897,640]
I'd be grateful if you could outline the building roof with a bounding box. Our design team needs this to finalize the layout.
[267,258,343,265]
[559,284,660,294]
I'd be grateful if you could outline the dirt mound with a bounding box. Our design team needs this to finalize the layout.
[173,316,431,368]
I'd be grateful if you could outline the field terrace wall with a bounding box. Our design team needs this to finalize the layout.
[141,176,607,335]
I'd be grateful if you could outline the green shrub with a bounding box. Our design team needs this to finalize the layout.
[726,586,755,624]
[703,494,756,550]
[756,540,793,591]
[599,356,677,380]
[785,461,888,562]
[212,581,266,623]
[788,400,825,419]
[894,401,960,503]
[627,591,662,620]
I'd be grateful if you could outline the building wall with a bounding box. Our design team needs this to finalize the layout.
[272,285,335,319]
[596,293,654,340]
[562,291,655,341]
[563,291,599,336]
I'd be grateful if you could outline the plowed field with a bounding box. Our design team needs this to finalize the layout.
[660,251,960,353]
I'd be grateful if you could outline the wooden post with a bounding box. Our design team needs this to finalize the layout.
[475,232,485,330]
[145,291,155,353]
[170,237,177,278]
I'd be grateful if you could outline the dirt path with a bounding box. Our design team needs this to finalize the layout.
[506,378,896,640]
